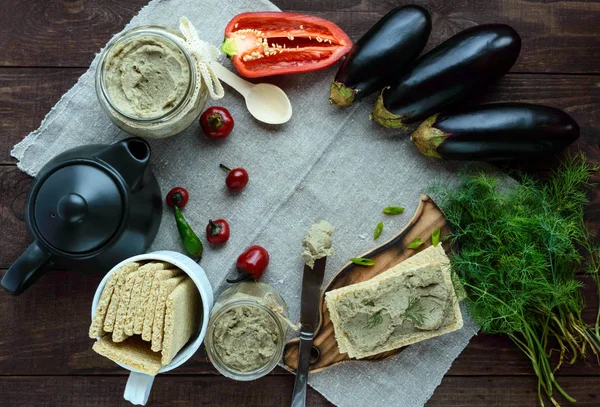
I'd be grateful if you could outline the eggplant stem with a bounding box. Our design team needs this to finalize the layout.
[328,81,357,106]
[369,90,409,130]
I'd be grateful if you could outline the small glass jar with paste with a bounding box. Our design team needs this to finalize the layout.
[205,281,288,381]
[95,26,207,138]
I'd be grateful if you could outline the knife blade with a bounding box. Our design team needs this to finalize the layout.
[291,257,327,407]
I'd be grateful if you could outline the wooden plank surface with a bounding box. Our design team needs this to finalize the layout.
[0,0,598,73]
[0,0,148,67]
[1,0,599,406]
[0,376,599,406]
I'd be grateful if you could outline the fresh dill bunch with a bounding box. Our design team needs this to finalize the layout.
[431,153,600,406]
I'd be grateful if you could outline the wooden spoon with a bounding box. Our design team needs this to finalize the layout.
[211,62,292,125]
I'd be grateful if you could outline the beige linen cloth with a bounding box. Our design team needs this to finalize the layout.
[11,0,479,405]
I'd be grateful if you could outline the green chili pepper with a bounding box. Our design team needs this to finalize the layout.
[407,237,424,249]
[350,257,376,266]
[173,206,203,260]
[374,221,384,240]
[431,228,441,247]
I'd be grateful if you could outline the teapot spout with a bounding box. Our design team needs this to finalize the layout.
[96,137,151,193]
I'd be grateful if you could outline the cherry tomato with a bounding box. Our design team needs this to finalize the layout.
[206,219,230,245]
[200,106,234,140]
[166,187,189,208]
[227,245,270,283]
[220,164,249,191]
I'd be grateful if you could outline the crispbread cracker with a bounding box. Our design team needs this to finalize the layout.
[103,263,141,333]
[92,335,162,376]
[326,247,462,359]
[327,245,448,303]
[89,262,140,339]
[161,278,200,365]
[326,245,448,354]
[112,270,139,342]
[373,244,449,281]
[133,268,157,334]
[124,272,145,337]
[151,276,186,352]
[142,269,182,341]
[125,262,171,336]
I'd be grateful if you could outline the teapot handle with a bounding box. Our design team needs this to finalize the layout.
[1,242,53,295]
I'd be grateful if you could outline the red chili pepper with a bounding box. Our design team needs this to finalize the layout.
[200,106,234,140]
[227,245,270,283]
[206,219,230,245]
[220,164,249,191]
[221,12,352,78]
[166,187,189,208]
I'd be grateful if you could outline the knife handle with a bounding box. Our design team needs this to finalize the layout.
[290,332,314,407]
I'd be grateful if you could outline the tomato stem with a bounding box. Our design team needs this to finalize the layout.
[219,163,232,173]
[207,113,224,129]
[169,191,184,207]
[208,219,220,236]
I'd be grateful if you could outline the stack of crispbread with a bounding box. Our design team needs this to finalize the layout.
[325,245,463,359]
[90,261,201,375]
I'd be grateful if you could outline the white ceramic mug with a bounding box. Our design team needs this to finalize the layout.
[91,250,214,405]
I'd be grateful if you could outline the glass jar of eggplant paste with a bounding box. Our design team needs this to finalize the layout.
[96,25,208,138]
[205,281,289,381]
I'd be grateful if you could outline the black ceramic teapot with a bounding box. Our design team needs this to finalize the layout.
[1,137,162,295]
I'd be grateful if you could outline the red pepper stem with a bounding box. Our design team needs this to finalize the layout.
[219,164,232,173]
[226,271,251,284]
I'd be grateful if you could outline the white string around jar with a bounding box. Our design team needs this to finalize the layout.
[179,16,225,100]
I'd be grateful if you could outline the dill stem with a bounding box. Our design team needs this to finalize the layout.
[541,319,550,353]
[509,332,547,406]
[584,328,600,364]
[567,313,596,357]
[549,328,566,373]
[595,275,600,338]
[534,328,576,404]
[587,328,600,351]
[551,314,580,363]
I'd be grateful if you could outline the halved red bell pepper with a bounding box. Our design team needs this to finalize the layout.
[221,12,352,78]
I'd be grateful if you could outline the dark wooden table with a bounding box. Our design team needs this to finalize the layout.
[1,1,599,406]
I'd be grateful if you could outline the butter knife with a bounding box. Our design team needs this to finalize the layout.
[290,257,327,407]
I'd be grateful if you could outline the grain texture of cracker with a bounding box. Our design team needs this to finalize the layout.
[151,276,186,352]
[89,262,140,338]
[161,278,200,365]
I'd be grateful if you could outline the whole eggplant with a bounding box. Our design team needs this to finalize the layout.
[410,103,580,161]
[371,24,521,128]
[329,5,432,106]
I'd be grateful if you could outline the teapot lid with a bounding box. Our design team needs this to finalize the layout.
[32,163,124,254]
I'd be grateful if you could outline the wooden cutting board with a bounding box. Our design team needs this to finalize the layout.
[282,195,450,373]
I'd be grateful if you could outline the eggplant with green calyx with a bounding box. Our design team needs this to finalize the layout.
[371,24,521,129]
[411,103,580,161]
[329,5,432,106]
